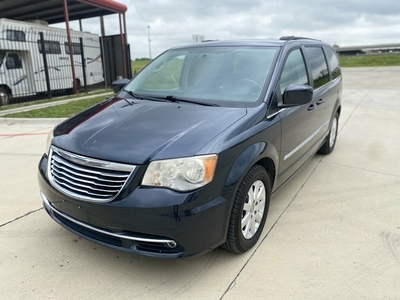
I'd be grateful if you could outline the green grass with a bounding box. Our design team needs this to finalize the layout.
[131,59,151,76]
[3,55,399,118]
[144,58,184,90]
[133,55,400,70]
[0,89,112,112]
[339,54,400,67]
[2,95,107,118]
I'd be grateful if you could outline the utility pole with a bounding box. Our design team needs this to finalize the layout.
[147,25,152,59]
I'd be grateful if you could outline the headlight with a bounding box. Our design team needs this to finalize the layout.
[45,129,54,155]
[142,155,218,191]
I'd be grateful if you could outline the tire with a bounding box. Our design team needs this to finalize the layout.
[222,164,271,253]
[76,79,81,92]
[318,112,339,155]
[69,80,81,94]
[0,87,10,106]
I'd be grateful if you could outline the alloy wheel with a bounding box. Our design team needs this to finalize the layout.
[241,180,266,239]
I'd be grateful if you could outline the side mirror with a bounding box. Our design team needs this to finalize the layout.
[112,78,130,94]
[279,84,313,108]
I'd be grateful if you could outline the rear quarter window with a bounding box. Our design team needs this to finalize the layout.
[305,47,329,89]
[324,46,341,79]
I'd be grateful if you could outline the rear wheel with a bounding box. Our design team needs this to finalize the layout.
[319,112,339,154]
[0,87,10,106]
[76,79,81,92]
[222,164,271,253]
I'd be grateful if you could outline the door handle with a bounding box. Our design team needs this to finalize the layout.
[316,99,325,105]
[308,104,316,111]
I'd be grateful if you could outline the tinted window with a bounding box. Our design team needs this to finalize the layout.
[305,47,329,89]
[64,42,82,55]
[125,47,278,107]
[324,47,341,79]
[279,49,308,94]
[37,40,61,54]
[6,30,25,42]
[6,54,22,69]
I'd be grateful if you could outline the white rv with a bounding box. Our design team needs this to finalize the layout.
[0,18,103,106]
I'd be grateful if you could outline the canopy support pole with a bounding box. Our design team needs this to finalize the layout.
[119,13,127,78]
[63,0,78,94]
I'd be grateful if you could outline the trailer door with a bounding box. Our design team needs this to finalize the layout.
[5,52,32,97]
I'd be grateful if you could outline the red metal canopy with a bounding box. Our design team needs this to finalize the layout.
[0,0,127,24]
[77,0,127,14]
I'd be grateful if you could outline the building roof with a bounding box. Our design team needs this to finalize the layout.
[0,0,127,24]
[336,43,400,52]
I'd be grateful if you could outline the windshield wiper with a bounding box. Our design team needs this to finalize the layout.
[122,89,169,103]
[122,90,218,106]
[164,95,220,107]
[122,89,143,100]
[107,93,133,106]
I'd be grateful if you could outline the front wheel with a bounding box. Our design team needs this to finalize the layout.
[0,87,10,106]
[319,112,339,155]
[222,164,271,253]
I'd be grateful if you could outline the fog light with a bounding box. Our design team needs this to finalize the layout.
[167,241,177,248]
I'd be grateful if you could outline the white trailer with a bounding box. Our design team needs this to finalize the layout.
[0,18,103,105]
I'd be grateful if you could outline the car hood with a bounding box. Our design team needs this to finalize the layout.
[52,97,247,164]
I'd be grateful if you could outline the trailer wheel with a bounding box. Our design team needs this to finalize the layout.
[76,79,81,92]
[0,87,10,106]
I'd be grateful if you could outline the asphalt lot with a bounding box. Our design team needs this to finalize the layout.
[0,67,399,299]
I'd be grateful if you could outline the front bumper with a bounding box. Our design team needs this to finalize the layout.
[38,154,234,258]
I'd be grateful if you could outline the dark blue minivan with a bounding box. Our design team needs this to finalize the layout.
[38,37,342,258]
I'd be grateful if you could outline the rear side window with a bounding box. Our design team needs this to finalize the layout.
[279,49,308,94]
[65,42,82,55]
[37,40,61,55]
[324,47,341,79]
[305,47,329,89]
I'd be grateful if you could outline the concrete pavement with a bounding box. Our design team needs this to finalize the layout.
[0,67,399,299]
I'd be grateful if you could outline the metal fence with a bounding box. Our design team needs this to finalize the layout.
[0,22,105,106]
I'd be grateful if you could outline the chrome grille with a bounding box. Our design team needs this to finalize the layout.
[48,146,135,203]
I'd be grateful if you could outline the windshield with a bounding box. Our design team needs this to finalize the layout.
[0,52,5,68]
[123,46,278,107]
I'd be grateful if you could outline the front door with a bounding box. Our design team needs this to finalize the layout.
[277,48,316,186]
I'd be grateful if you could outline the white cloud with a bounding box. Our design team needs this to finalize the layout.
[55,0,400,59]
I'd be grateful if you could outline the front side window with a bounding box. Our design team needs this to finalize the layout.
[279,49,308,94]
[124,46,278,107]
[305,47,329,89]
[6,53,22,69]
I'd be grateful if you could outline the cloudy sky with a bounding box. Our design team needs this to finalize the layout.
[58,0,400,59]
